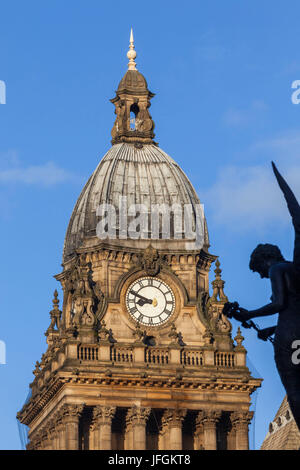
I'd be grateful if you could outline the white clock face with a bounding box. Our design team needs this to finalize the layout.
[126,277,175,326]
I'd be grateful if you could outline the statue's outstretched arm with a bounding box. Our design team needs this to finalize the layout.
[272,161,300,269]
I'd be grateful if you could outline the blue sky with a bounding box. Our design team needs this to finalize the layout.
[0,0,300,449]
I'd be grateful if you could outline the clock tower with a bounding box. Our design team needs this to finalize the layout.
[17,31,261,451]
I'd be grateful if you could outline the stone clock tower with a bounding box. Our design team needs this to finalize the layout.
[17,31,261,451]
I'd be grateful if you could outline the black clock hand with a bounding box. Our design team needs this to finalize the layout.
[129,290,153,306]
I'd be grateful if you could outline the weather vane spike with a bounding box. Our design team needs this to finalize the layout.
[127,27,137,71]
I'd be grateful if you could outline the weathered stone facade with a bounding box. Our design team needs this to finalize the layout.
[17,32,261,450]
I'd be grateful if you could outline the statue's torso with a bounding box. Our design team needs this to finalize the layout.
[274,262,300,364]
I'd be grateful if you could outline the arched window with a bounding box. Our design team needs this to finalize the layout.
[130,103,139,130]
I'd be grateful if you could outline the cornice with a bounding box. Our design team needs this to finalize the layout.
[18,369,262,426]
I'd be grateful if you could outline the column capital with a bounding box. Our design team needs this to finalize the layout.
[196,410,222,427]
[163,409,187,427]
[93,405,116,426]
[126,406,151,425]
[54,412,64,429]
[61,403,85,421]
[230,410,253,428]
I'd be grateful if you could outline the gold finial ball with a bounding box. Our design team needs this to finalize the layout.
[127,49,137,61]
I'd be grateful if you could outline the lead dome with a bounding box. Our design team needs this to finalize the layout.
[63,143,209,261]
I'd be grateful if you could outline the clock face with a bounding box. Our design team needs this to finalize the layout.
[126,277,175,326]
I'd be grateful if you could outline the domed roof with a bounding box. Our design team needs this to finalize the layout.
[63,33,209,262]
[117,70,149,94]
[63,143,209,262]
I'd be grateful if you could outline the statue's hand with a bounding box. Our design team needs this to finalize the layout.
[257,326,276,341]
[231,307,251,323]
[223,302,251,323]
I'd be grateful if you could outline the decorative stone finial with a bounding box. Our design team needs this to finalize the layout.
[127,28,137,71]
[210,259,228,302]
[98,320,110,342]
[33,361,41,377]
[52,290,60,312]
[45,290,62,341]
[234,327,246,351]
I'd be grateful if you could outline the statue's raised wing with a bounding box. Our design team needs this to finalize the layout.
[272,161,300,270]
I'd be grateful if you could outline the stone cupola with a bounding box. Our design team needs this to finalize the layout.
[110,29,155,146]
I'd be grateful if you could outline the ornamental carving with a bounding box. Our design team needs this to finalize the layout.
[138,245,166,276]
[60,403,85,420]
[230,411,253,428]
[126,406,151,425]
[45,290,61,334]
[93,406,116,426]
[198,259,232,335]
[163,409,187,426]
[196,410,222,426]
[64,258,106,330]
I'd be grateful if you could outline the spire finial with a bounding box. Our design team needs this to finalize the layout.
[127,28,137,71]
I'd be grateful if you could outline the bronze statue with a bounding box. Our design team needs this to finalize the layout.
[224,162,300,431]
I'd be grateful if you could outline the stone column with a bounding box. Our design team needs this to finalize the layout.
[161,409,187,450]
[159,414,170,450]
[92,406,116,450]
[62,404,84,450]
[89,421,96,450]
[230,411,253,450]
[124,416,133,450]
[52,411,67,451]
[226,421,236,450]
[29,431,41,450]
[197,410,221,450]
[47,419,57,450]
[126,406,151,450]
[194,414,204,450]
[41,429,49,450]
[57,414,66,450]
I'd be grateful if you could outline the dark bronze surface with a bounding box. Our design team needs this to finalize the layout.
[227,162,300,431]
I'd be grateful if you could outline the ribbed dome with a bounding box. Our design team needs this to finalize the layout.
[117,70,149,94]
[63,143,209,262]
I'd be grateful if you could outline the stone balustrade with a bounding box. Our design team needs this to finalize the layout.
[75,343,244,368]
[29,341,246,397]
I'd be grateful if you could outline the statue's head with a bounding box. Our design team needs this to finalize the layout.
[249,243,285,278]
